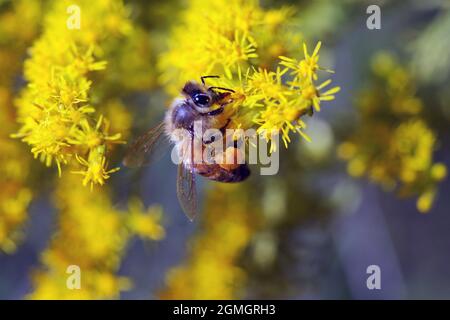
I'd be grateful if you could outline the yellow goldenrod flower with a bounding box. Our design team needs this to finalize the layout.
[280,41,333,81]
[72,146,120,189]
[14,0,136,187]
[67,116,121,149]
[159,0,340,149]
[3,0,164,299]
[208,53,339,148]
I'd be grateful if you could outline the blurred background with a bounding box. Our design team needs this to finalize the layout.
[0,0,449,299]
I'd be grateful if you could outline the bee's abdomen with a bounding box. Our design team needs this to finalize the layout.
[194,163,250,183]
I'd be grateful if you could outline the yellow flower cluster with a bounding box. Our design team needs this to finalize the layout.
[338,52,447,212]
[159,184,259,299]
[0,0,43,252]
[30,174,164,299]
[13,0,143,187]
[158,0,339,148]
[1,0,164,299]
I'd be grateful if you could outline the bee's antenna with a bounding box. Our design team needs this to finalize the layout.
[200,75,220,85]
[208,86,235,93]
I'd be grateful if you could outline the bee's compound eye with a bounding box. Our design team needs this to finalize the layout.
[193,93,210,107]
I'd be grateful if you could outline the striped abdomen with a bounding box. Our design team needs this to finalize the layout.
[194,163,250,183]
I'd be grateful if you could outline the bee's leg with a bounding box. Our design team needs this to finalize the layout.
[187,125,195,138]
[219,119,231,134]
[203,135,216,145]
[206,106,224,116]
[201,75,220,85]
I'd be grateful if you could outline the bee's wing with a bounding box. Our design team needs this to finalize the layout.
[177,163,198,221]
[123,122,170,168]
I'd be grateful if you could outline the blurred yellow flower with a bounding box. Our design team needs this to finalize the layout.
[338,52,446,212]
[30,175,164,299]
[160,184,259,299]
[0,0,43,252]
[126,199,165,241]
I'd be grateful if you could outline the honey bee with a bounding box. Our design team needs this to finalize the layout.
[123,76,250,220]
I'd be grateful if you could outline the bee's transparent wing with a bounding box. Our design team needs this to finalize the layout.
[177,163,198,221]
[123,122,170,168]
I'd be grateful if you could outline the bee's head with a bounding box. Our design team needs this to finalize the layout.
[182,81,214,112]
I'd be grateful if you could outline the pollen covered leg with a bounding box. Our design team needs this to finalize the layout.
[216,146,245,171]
